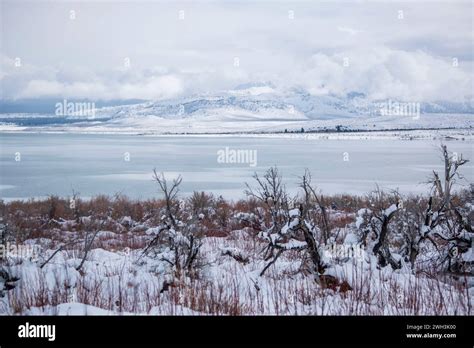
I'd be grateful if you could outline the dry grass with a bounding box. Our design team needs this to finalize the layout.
[1,188,472,316]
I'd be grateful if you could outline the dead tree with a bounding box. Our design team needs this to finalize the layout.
[142,170,203,277]
[244,167,291,266]
[358,188,402,269]
[403,145,471,271]
[245,168,326,277]
[396,197,439,268]
[437,145,468,209]
[153,170,182,227]
[430,146,471,272]
[300,170,331,243]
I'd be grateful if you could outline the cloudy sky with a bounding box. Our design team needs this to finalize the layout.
[1,0,473,103]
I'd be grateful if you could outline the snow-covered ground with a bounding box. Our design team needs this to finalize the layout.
[1,223,472,316]
[1,113,473,136]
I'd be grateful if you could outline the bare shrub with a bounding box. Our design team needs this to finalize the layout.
[244,167,328,280]
[142,170,204,277]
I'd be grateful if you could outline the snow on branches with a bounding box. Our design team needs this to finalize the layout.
[141,170,203,277]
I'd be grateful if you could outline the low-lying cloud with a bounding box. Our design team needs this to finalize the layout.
[1,1,472,103]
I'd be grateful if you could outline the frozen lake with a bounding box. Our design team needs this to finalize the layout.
[0,133,473,200]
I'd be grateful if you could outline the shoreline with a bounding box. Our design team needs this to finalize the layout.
[0,127,473,141]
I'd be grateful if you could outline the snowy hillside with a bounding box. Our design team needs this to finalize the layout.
[1,84,473,134]
[95,85,474,121]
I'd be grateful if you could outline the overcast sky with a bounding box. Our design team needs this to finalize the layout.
[1,0,473,102]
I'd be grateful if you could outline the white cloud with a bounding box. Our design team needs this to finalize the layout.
[337,26,362,36]
[1,1,472,102]
[295,47,472,102]
[116,75,183,100]
[18,74,183,100]
[5,46,472,102]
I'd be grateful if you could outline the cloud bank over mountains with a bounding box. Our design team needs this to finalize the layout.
[1,1,473,104]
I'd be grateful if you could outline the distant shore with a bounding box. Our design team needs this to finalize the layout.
[0,127,472,141]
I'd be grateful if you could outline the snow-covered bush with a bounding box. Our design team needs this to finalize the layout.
[244,168,328,279]
[396,146,473,274]
[353,145,473,275]
[142,170,204,277]
[354,188,402,269]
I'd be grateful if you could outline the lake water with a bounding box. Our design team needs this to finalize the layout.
[0,133,472,200]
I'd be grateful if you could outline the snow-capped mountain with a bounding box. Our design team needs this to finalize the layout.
[94,83,474,121]
[94,86,358,121]
[1,83,473,134]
